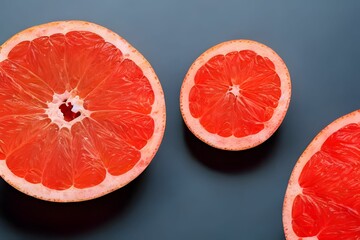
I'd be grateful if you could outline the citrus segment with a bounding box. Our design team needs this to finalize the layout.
[91,111,154,150]
[0,69,46,116]
[1,60,53,103]
[84,59,155,114]
[80,118,141,176]
[0,115,50,158]
[70,121,106,189]
[180,40,290,150]
[283,110,360,239]
[8,34,68,93]
[0,21,166,202]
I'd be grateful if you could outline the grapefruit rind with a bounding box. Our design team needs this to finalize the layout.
[0,21,166,202]
[180,40,291,150]
[282,110,360,239]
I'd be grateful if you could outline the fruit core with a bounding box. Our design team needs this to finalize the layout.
[59,100,81,122]
[45,91,91,129]
[227,85,240,97]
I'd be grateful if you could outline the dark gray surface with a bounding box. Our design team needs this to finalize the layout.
[1,1,360,239]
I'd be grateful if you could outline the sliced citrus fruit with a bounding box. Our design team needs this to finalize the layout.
[283,110,360,239]
[0,21,166,202]
[180,40,291,150]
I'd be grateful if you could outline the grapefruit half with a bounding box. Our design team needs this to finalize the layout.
[0,21,166,202]
[180,40,291,150]
[283,110,360,239]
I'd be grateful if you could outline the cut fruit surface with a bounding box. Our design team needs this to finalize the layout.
[0,21,166,202]
[283,110,360,239]
[180,40,291,150]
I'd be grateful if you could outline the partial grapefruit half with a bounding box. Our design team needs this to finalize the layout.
[283,110,360,239]
[0,21,166,202]
[180,40,291,150]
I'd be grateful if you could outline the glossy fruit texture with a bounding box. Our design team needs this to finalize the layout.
[180,40,291,150]
[283,110,360,239]
[0,21,166,202]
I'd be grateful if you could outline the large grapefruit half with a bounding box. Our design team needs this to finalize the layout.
[283,110,360,239]
[180,40,291,150]
[0,21,166,202]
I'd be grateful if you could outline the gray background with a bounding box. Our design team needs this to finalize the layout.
[0,1,360,239]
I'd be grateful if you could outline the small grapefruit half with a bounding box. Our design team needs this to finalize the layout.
[0,21,166,202]
[180,40,291,150]
[283,110,360,239]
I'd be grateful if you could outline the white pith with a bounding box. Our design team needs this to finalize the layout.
[228,85,240,97]
[45,91,91,129]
